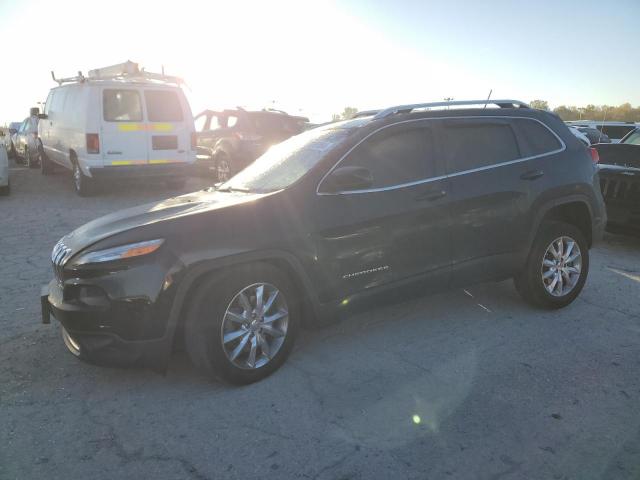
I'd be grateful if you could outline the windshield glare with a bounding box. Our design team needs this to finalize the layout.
[220,126,352,193]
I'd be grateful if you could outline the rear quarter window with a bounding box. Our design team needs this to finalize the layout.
[513,119,562,157]
[103,89,142,122]
[145,90,184,122]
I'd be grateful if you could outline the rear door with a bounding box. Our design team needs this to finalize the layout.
[100,87,148,166]
[442,117,530,282]
[143,88,190,165]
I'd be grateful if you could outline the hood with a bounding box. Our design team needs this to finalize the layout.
[58,189,266,254]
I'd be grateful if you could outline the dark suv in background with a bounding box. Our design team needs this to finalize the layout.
[42,99,606,385]
[194,108,309,181]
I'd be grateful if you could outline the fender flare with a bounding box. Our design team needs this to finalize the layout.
[527,193,594,250]
[155,249,325,368]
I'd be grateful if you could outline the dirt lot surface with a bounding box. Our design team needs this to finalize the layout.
[2,164,639,480]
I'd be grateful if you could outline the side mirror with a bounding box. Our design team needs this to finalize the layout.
[322,166,373,193]
[38,113,48,120]
[30,107,40,116]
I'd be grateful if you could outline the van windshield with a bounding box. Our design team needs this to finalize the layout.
[219,126,352,193]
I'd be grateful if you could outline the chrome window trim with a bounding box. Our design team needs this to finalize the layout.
[316,116,566,196]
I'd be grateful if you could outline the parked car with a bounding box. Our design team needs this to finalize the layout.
[14,112,40,167]
[194,108,309,181]
[565,121,637,143]
[0,143,9,195]
[38,61,196,196]
[3,121,22,158]
[574,126,611,145]
[568,126,590,146]
[595,127,640,231]
[41,99,606,384]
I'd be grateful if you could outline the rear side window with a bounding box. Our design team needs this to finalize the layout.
[145,90,183,122]
[623,131,640,145]
[341,126,436,189]
[251,114,285,134]
[103,89,142,122]
[513,119,562,157]
[443,121,520,173]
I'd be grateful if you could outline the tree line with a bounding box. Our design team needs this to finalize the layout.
[334,102,640,122]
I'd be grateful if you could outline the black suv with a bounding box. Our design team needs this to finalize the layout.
[194,108,309,181]
[42,99,606,384]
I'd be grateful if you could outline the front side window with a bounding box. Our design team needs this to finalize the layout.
[103,89,143,122]
[443,121,520,174]
[144,90,183,122]
[339,126,436,189]
[194,114,207,132]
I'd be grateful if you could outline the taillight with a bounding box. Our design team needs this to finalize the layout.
[190,132,197,151]
[86,133,100,154]
[589,147,599,164]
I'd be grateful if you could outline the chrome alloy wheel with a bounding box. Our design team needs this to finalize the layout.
[221,283,289,369]
[541,236,582,297]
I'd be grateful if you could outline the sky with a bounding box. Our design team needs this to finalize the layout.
[1,0,639,124]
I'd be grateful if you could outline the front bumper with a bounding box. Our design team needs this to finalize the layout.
[41,271,174,368]
[89,163,194,180]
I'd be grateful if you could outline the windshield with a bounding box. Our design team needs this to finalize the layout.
[219,125,352,193]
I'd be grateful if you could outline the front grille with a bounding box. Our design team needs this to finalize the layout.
[600,175,640,201]
[51,240,73,283]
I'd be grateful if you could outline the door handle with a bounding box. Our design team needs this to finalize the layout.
[521,169,544,181]
[416,189,447,201]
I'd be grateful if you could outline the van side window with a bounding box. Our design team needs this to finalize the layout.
[513,119,562,157]
[340,126,436,189]
[103,89,143,122]
[50,89,67,116]
[44,92,53,115]
[144,90,183,122]
[442,121,520,174]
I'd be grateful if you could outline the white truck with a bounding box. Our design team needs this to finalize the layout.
[38,61,196,195]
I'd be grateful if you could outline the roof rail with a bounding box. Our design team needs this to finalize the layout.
[372,99,529,120]
[351,110,381,118]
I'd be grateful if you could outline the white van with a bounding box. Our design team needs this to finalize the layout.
[38,62,196,195]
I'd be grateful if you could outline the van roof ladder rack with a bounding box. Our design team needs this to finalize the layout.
[51,61,183,86]
[373,99,529,120]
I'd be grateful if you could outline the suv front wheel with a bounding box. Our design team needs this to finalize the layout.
[515,221,589,309]
[185,263,299,384]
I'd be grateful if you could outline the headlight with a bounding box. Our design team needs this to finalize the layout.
[73,239,164,265]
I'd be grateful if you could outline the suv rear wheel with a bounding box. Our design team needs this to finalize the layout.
[514,221,589,309]
[185,263,299,384]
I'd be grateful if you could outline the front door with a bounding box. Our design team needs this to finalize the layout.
[100,88,148,167]
[312,122,451,303]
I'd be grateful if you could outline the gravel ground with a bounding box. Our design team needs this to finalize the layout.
[1,163,640,480]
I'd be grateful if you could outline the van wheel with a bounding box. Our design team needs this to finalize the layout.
[72,161,93,196]
[514,221,589,309]
[26,147,39,168]
[185,263,299,384]
[39,145,53,175]
[215,151,232,183]
[0,181,9,196]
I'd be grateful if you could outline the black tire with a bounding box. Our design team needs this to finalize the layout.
[215,151,232,183]
[514,221,589,309]
[185,263,300,385]
[39,145,53,175]
[0,181,9,196]
[72,160,93,196]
